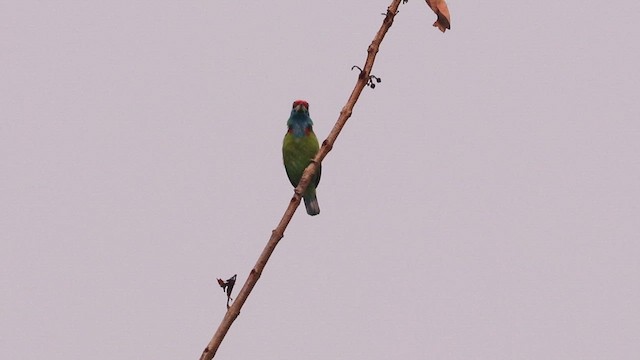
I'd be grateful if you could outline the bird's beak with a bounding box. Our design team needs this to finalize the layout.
[294,104,305,113]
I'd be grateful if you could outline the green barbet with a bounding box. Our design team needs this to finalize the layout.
[282,100,321,216]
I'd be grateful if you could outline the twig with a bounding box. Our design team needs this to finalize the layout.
[198,1,403,359]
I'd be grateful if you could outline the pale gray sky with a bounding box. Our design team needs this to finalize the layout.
[2,1,639,359]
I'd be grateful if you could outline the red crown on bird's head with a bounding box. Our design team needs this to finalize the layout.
[292,99,309,110]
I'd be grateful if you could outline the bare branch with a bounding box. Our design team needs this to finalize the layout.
[199,1,408,359]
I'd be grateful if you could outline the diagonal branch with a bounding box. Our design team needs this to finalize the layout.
[199,1,403,359]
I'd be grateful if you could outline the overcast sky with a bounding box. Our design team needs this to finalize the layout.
[2,1,639,359]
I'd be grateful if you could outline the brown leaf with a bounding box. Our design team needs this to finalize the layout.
[425,0,451,32]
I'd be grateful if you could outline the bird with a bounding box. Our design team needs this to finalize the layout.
[282,100,321,216]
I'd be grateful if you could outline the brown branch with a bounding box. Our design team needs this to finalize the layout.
[199,1,403,359]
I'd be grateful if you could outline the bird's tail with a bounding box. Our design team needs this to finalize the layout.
[303,193,320,216]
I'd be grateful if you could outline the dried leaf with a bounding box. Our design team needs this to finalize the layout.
[216,274,237,299]
[425,0,451,32]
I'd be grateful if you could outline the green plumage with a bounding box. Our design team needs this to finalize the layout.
[282,100,321,216]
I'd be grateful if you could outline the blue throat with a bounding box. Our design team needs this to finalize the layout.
[288,112,313,138]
